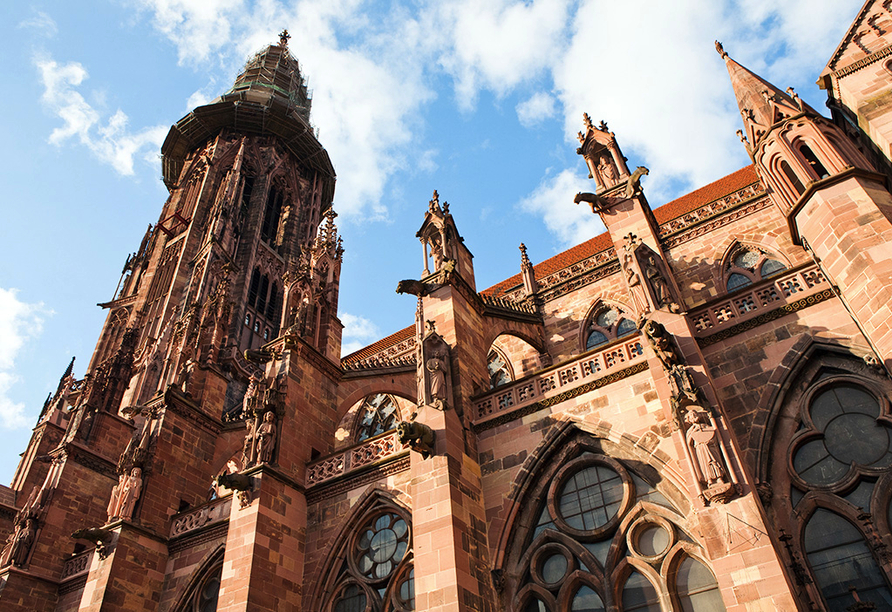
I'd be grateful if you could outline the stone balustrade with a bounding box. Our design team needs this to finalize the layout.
[689,264,828,337]
[60,549,92,580]
[473,337,646,424]
[307,431,409,487]
[169,495,232,539]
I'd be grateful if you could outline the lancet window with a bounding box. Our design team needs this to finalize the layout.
[246,267,281,342]
[355,394,402,442]
[325,506,415,612]
[724,245,787,293]
[175,553,223,612]
[261,185,285,244]
[506,439,725,612]
[488,348,514,389]
[584,306,638,351]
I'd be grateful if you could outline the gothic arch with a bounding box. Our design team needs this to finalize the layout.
[334,387,417,450]
[493,421,714,612]
[716,240,791,294]
[577,299,638,352]
[480,321,546,360]
[171,544,225,612]
[309,486,412,611]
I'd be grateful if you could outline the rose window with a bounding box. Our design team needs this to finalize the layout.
[792,385,892,486]
[355,512,409,581]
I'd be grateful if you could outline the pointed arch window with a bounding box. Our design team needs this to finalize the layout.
[584,306,638,351]
[768,363,892,612]
[261,186,284,243]
[246,268,281,340]
[488,348,514,389]
[797,143,830,180]
[723,246,787,293]
[780,160,805,196]
[324,507,414,612]
[175,553,223,612]
[356,394,402,442]
[502,441,727,612]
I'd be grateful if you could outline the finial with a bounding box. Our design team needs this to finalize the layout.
[715,40,727,59]
[598,120,609,132]
[582,112,593,130]
[279,29,291,48]
[429,190,440,213]
[577,130,585,144]
[736,129,747,144]
[443,200,449,214]
[519,243,532,267]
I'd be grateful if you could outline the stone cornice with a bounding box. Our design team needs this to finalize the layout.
[306,453,410,504]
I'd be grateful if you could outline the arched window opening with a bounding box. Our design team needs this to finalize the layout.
[503,441,725,612]
[724,246,787,293]
[585,306,637,351]
[176,556,223,612]
[798,144,830,179]
[256,275,270,315]
[488,349,513,389]
[804,509,892,610]
[248,269,260,307]
[323,507,414,612]
[267,283,279,321]
[780,160,805,196]
[261,187,284,243]
[240,176,255,210]
[356,394,401,442]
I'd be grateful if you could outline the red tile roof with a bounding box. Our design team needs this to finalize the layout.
[342,165,762,362]
[341,324,414,363]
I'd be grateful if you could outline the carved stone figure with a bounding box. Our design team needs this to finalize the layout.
[242,419,256,468]
[117,468,143,520]
[644,254,673,310]
[624,166,649,198]
[622,250,648,315]
[574,191,607,214]
[243,374,260,414]
[598,154,619,185]
[426,356,447,410]
[685,410,727,486]
[9,519,36,567]
[640,319,680,369]
[397,420,436,459]
[255,411,277,464]
[107,473,127,521]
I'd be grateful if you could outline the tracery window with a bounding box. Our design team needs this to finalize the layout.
[584,307,638,351]
[488,348,514,389]
[326,508,415,612]
[356,394,402,442]
[261,186,285,244]
[507,440,725,612]
[176,555,223,612]
[766,358,892,612]
[246,267,281,340]
[724,245,787,293]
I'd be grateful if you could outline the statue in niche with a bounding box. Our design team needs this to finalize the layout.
[643,254,674,310]
[255,411,277,464]
[685,410,727,486]
[108,467,143,521]
[599,153,619,186]
[426,355,447,410]
[8,519,36,567]
[430,235,445,271]
[241,419,256,468]
[243,374,261,414]
[107,473,126,521]
[622,250,648,315]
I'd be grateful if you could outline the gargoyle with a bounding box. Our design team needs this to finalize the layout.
[396,279,435,297]
[72,527,113,559]
[624,166,649,199]
[574,192,607,214]
[244,347,275,364]
[216,472,252,492]
[397,420,435,459]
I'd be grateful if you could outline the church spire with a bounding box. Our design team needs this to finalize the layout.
[716,41,811,149]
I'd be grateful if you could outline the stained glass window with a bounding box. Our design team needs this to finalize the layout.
[356,394,401,442]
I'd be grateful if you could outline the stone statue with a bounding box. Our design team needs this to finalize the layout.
[243,374,261,415]
[255,411,277,464]
[622,250,648,314]
[599,154,618,185]
[640,319,680,368]
[397,420,436,459]
[426,356,447,410]
[117,468,143,520]
[9,519,36,567]
[685,411,727,486]
[624,166,649,198]
[430,235,444,271]
[241,419,256,468]
[107,473,127,521]
[644,254,673,309]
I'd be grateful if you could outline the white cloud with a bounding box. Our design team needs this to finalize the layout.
[340,313,381,356]
[517,91,556,127]
[0,289,48,430]
[518,169,606,248]
[35,57,168,176]
[18,9,58,36]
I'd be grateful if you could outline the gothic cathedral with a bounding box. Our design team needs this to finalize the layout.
[4,4,892,611]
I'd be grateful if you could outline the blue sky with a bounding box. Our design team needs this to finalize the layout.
[0,0,858,483]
